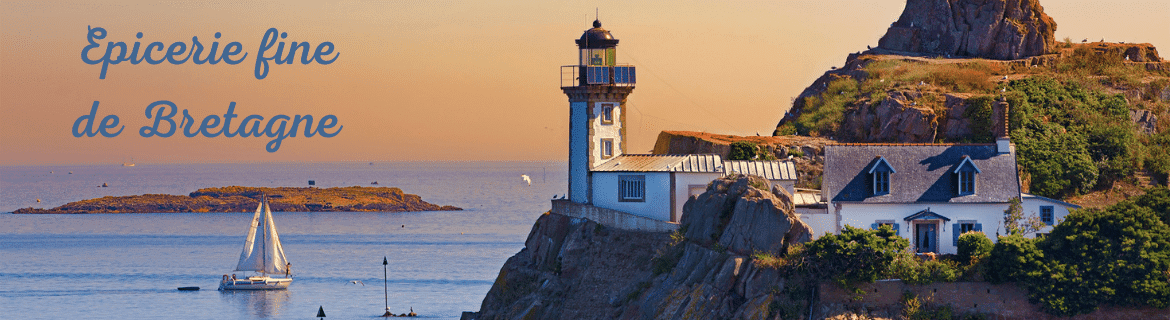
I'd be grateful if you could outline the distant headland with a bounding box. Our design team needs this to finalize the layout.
[11,186,461,214]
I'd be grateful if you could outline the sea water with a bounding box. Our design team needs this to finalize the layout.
[0,162,566,320]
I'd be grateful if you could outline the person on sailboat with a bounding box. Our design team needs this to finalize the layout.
[285,263,291,277]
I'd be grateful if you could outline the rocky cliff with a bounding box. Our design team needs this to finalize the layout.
[877,0,1056,60]
[468,175,813,320]
[11,186,461,213]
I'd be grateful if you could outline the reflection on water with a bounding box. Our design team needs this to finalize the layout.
[220,290,291,319]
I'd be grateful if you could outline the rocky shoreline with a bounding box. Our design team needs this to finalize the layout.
[11,186,462,214]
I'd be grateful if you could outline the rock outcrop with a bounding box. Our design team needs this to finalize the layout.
[11,186,461,213]
[469,175,813,320]
[877,0,1057,60]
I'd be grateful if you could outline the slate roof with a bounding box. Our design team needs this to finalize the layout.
[592,154,723,173]
[824,144,1020,203]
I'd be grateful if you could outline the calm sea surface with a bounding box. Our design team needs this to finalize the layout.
[0,162,566,320]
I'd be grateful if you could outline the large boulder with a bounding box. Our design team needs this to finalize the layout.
[877,0,1057,60]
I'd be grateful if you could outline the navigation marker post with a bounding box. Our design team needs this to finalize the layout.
[381,256,392,317]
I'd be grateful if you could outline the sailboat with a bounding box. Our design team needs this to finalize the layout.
[219,198,293,290]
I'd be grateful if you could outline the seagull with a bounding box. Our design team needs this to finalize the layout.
[1082,39,1088,43]
[1002,75,1008,80]
[521,175,531,186]
[347,280,365,286]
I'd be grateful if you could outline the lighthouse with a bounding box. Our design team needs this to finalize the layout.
[561,20,636,204]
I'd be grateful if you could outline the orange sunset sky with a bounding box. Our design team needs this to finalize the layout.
[1,0,1167,166]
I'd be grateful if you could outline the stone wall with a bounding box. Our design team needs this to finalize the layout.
[818,280,1170,320]
[550,199,679,232]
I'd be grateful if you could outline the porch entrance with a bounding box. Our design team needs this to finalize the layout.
[915,223,938,253]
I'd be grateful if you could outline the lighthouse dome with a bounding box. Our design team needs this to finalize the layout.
[576,20,619,48]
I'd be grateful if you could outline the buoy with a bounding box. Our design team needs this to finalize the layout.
[317,306,326,318]
[36,199,41,203]
[101,183,108,187]
[401,225,405,228]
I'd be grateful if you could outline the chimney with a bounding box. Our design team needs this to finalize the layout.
[994,97,1010,154]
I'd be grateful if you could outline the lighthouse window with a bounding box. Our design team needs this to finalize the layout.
[619,175,645,202]
[601,105,614,124]
[601,138,614,159]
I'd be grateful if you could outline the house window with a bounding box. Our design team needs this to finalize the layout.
[872,220,900,236]
[874,171,890,195]
[953,221,982,246]
[1040,206,1054,225]
[619,175,645,202]
[958,171,976,195]
[601,139,614,159]
[600,104,615,125]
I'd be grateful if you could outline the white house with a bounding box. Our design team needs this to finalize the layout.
[819,140,1077,254]
[558,20,796,224]
[1020,193,1081,238]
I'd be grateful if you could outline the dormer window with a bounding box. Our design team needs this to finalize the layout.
[954,156,981,196]
[874,171,890,195]
[868,156,895,196]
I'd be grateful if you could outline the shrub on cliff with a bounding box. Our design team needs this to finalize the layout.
[1006,77,1153,198]
[728,141,758,160]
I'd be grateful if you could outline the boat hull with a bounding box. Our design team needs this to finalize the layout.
[218,276,292,290]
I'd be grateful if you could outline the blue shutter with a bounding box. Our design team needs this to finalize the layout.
[952,224,961,247]
[974,223,982,232]
[871,223,879,231]
[893,223,901,236]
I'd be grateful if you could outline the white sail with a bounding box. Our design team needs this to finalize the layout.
[234,200,289,275]
[234,201,264,272]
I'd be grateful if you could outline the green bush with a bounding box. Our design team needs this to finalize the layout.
[802,225,908,286]
[1005,77,1151,198]
[729,141,758,160]
[956,232,993,264]
[985,234,1047,284]
[1030,203,1170,315]
[787,148,805,158]
[986,196,1170,316]
[962,96,995,143]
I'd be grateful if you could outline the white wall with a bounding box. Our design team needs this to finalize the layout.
[672,172,722,223]
[796,206,834,238]
[592,172,672,221]
[835,203,1009,254]
[569,101,589,203]
[1020,197,1078,238]
[771,180,795,196]
[590,102,623,165]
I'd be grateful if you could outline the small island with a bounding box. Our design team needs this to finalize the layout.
[12,186,462,214]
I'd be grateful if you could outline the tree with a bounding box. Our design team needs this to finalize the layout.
[1033,203,1170,315]
[1003,197,1046,236]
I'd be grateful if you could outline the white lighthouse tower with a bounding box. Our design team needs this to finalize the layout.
[561,20,636,204]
